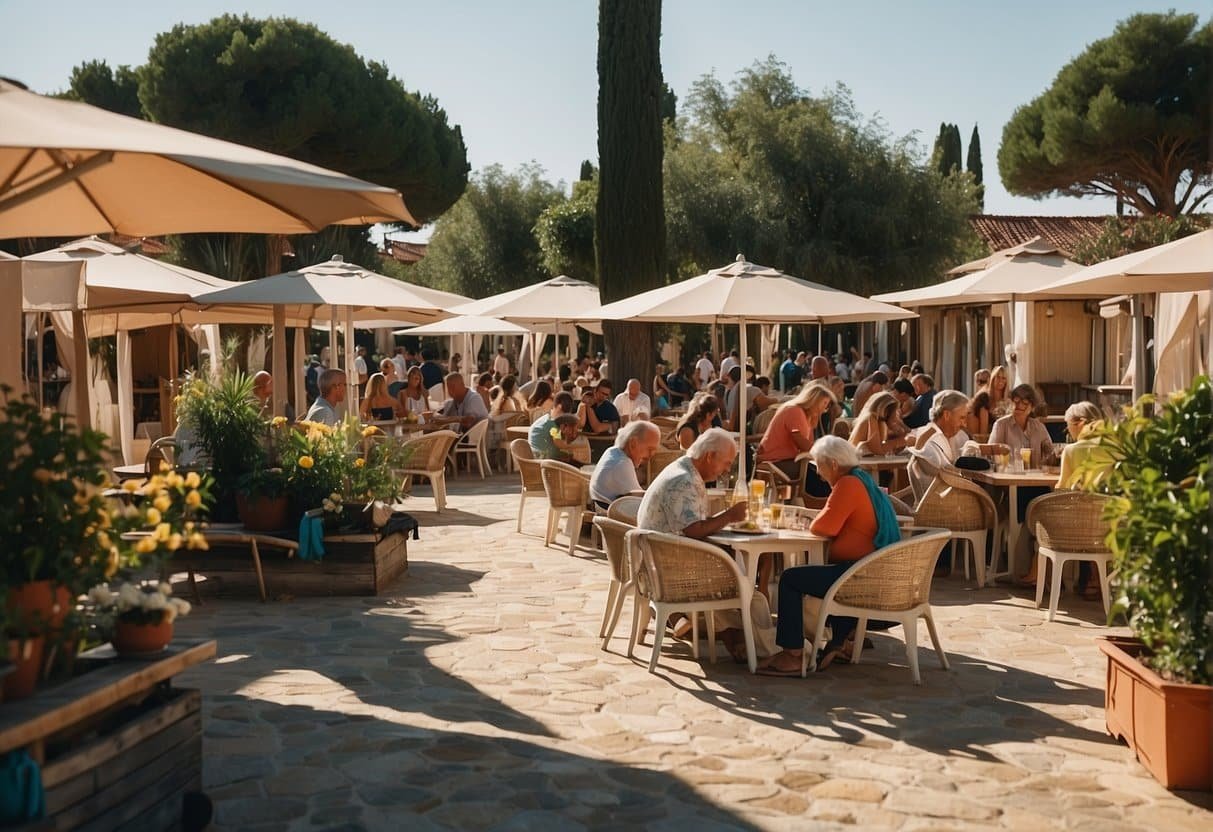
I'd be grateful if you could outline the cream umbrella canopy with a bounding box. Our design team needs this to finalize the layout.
[450,275,603,380]
[593,254,915,482]
[1034,229,1213,398]
[0,80,416,237]
[193,255,469,411]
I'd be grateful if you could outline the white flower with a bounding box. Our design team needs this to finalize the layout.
[142,591,168,611]
[87,584,114,606]
[169,597,191,617]
[117,583,142,611]
[157,582,173,597]
[163,605,178,623]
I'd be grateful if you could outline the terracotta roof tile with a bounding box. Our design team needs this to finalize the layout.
[967,214,1115,254]
[380,239,427,264]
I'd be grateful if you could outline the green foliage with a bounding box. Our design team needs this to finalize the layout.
[0,388,114,591]
[661,82,678,125]
[123,14,468,225]
[966,124,984,210]
[998,12,1212,216]
[1072,214,1210,266]
[173,369,267,518]
[1092,377,1211,684]
[274,418,405,513]
[60,60,142,118]
[931,123,962,176]
[536,178,598,282]
[411,164,566,296]
[667,60,982,294]
[579,160,596,182]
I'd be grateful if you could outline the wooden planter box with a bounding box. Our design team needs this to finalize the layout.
[1099,636,1212,791]
[179,531,409,598]
[0,640,215,830]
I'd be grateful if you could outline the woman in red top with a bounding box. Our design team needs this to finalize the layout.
[758,436,900,676]
[756,381,836,498]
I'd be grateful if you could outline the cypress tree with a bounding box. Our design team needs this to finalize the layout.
[579,159,595,181]
[596,0,664,387]
[931,122,962,176]
[967,124,985,209]
[946,124,963,175]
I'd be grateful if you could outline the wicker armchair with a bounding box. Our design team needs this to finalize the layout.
[913,468,1000,587]
[643,448,684,487]
[593,516,637,650]
[452,419,492,478]
[751,406,777,438]
[607,495,642,526]
[803,529,952,684]
[398,430,459,511]
[539,459,593,556]
[626,529,758,674]
[510,439,546,534]
[494,411,530,471]
[144,436,180,476]
[753,451,824,508]
[1026,491,1113,621]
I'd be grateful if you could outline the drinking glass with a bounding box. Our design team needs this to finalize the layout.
[1019,447,1033,470]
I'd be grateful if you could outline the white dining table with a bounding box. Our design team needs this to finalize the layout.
[708,528,830,585]
[959,467,1059,579]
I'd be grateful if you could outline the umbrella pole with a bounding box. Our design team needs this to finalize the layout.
[344,306,357,415]
[328,308,338,373]
[817,323,823,356]
[1132,294,1147,401]
[272,306,286,417]
[738,317,748,486]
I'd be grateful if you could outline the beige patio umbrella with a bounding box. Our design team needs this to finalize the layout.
[0,79,416,237]
[594,254,915,482]
[451,275,603,380]
[193,255,469,411]
[1035,229,1213,398]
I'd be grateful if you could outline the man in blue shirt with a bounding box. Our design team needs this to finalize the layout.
[665,366,693,406]
[529,392,581,460]
[905,373,937,429]
[418,347,446,390]
[779,350,802,392]
[579,379,620,434]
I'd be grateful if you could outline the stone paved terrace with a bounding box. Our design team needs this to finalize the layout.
[173,472,1213,831]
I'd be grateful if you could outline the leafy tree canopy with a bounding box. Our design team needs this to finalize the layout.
[536,177,597,283]
[1072,214,1210,266]
[410,164,565,297]
[998,12,1212,216]
[132,15,468,225]
[61,60,142,118]
[666,58,982,294]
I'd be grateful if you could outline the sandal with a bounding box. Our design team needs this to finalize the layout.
[756,651,803,676]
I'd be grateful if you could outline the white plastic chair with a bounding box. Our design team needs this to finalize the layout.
[1028,491,1113,622]
[397,430,459,511]
[428,382,446,404]
[626,529,758,674]
[453,419,492,478]
[509,439,546,534]
[593,515,636,650]
[802,529,952,684]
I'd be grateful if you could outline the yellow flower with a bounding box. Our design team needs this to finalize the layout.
[271,416,287,428]
[354,457,366,468]
[165,472,184,489]
[153,494,172,513]
[105,546,120,578]
[158,460,171,474]
[122,479,140,493]
[549,427,560,439]
[166,533,183,551]
[298,455,314,470]
[145,507,162,526]
[97,531,111,549]
[362,425,381,437]
[188,532,209,551]
[184,471,201,488]
[154,522,172,542]
[135,536,157,554]
[185,489,202,508]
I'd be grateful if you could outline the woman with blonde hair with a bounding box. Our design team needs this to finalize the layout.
[968,365,1009,436]
[397,366,431,423]
[490,374,524,415]
[755,381,837,498]
[360,373,403,422]
[848,391,908,456]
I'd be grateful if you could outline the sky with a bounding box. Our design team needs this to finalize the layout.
[1,0,1199,237]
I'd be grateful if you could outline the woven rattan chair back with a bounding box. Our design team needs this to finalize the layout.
[593,516,633,583]
[401,430,459,472]
[914,470,995,532]
[607,495,642,525]
[510,439,545,492]
[1027,491,1112,553]
[751,406,777,437]
[634,531,741,605]
[539,460,589,509]
[831,531,951,612]
[645,448,683,484]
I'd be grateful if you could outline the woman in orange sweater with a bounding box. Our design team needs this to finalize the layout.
[758,435,902,676]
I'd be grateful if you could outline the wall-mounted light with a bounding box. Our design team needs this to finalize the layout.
[1045,302,1055,318]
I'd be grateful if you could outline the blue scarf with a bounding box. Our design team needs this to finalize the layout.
[851,468,901,550]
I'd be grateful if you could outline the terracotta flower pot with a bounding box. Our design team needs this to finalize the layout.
[112,616,174,657]
[6,579,73,632]
[2,636,45,700]
[1099,636,1212,791]
[236,493,291,532]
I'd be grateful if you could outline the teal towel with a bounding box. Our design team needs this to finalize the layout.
[852,468,901,550]
[0,750,44,822]
[297,514,326,562]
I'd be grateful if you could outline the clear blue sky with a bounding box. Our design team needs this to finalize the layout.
[1,0,1198,224]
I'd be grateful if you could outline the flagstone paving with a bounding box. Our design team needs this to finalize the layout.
[174,473,1213,830]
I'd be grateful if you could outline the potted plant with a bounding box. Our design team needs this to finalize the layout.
[0,388,116,698]
[85,581,192,656]
[236,467,290,532]
[1089,375,1211,790]
[174,369,267,521]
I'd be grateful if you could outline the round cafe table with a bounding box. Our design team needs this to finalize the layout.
[111,464,147,482]
[708,528,829,585]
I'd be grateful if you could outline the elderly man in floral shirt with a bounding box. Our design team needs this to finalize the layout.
[637,428,746,539]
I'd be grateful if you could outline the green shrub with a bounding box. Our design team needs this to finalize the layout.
[1092,376,1211,684]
